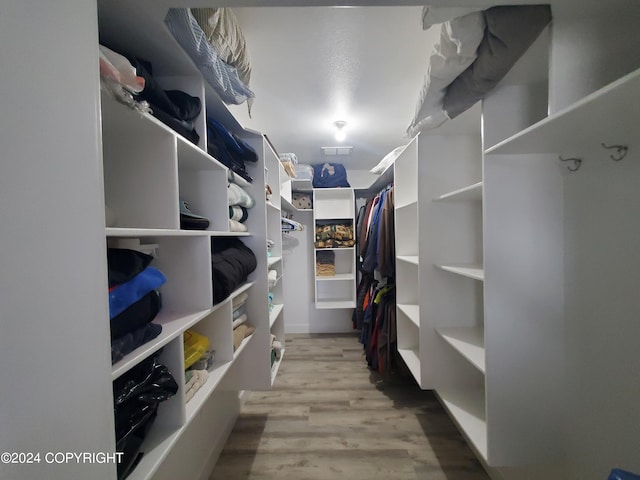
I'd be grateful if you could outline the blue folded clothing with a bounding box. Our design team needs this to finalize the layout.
[109,266,166,319]
[609,469,640,480]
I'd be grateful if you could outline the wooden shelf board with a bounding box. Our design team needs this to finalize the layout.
[111,309,211,380]
[435,386,488,461]
[436,264,484,281]
[436,182,483,202]
[436,326,485,374]
[397,304,420,328]
[486,67,640,155]
[269,304,284,328]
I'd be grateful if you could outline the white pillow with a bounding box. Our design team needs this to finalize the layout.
[421,6,483,30]
[406,12,485,138]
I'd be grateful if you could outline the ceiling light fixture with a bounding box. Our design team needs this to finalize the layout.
[333,120,347,142]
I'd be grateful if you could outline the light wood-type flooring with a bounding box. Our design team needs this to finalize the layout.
[211,333,489,480]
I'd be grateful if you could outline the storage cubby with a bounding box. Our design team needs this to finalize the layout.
[177,138,230,232]
[102,96,180,230]
[312,188,356,309]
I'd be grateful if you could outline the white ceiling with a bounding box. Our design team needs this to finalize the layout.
[227,6,441,171]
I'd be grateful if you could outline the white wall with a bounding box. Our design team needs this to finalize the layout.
[0,1,116,478]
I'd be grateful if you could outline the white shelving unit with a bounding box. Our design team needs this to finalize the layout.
[95,2,281,479]
[264,140,287,382]
[312,188,357,309]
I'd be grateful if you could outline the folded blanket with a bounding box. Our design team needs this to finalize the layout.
[232,313,248,329]
[233,324,255,351]
[185,369,209,403]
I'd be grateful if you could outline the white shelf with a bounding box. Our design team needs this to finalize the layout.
[229,282,255,301]
[267,256,282,267]
[269,304,284,328]
[436,182,483,202]
[266,201,280,211]
[184,360,233,421]
[291,179,313,191]
[397,304,420,328]
[398,348,421,381]
[270,349,285,385]
[435,386,487,461]
[486,67,640,155]
[233,330,257,361]
[397,255,420,266]
[125,425,182,480]
[436,264,485,282]
[436,326,485,374]
[396,199,418,211]
[315,300,356,309]
[111,309,211,380]
[176,136,225,171]
[280,195,296,212]
[315,273,356,281]
[106,228,250,237]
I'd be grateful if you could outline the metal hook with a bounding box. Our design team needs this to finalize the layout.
[601,143,628,161]
[559,156,582,172]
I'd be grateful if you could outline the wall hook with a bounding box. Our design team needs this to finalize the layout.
[601,143,628,161]
[559,156,582,172]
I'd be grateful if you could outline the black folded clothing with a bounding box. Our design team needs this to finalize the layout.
[110,290,162,341]
[107,248,153,288]
[212,238,257,304]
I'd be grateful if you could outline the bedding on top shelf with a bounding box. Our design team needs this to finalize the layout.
[165,8,254,106]
[406,5,551,138]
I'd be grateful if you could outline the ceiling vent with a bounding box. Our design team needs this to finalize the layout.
[321,146,353,156]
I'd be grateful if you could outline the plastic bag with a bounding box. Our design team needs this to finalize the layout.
[113,353,178,479]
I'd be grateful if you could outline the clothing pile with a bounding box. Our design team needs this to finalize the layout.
[230,291,254,350]
[207,118,258,183]
[315,222,355,248]
[316,250,336,276]
[108,248,165,364]
[227,179,254,232]
[357,187,395,276]
[312,162,350,188]
[211,238,257,305]
[359,283,398,375]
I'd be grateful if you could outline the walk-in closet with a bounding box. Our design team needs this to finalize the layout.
[2,1,640,480]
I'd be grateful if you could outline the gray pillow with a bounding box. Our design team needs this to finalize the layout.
[443,5,552,119]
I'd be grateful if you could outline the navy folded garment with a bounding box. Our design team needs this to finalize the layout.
[109,266,166,319]
[111,290,162,340]
[111,323,163,364]
[107,248,153,288]
[312,163,350,188]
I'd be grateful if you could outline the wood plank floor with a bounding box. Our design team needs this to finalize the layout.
[211,333,489,480]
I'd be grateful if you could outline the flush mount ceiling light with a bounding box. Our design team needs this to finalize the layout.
[333,120,347,142]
